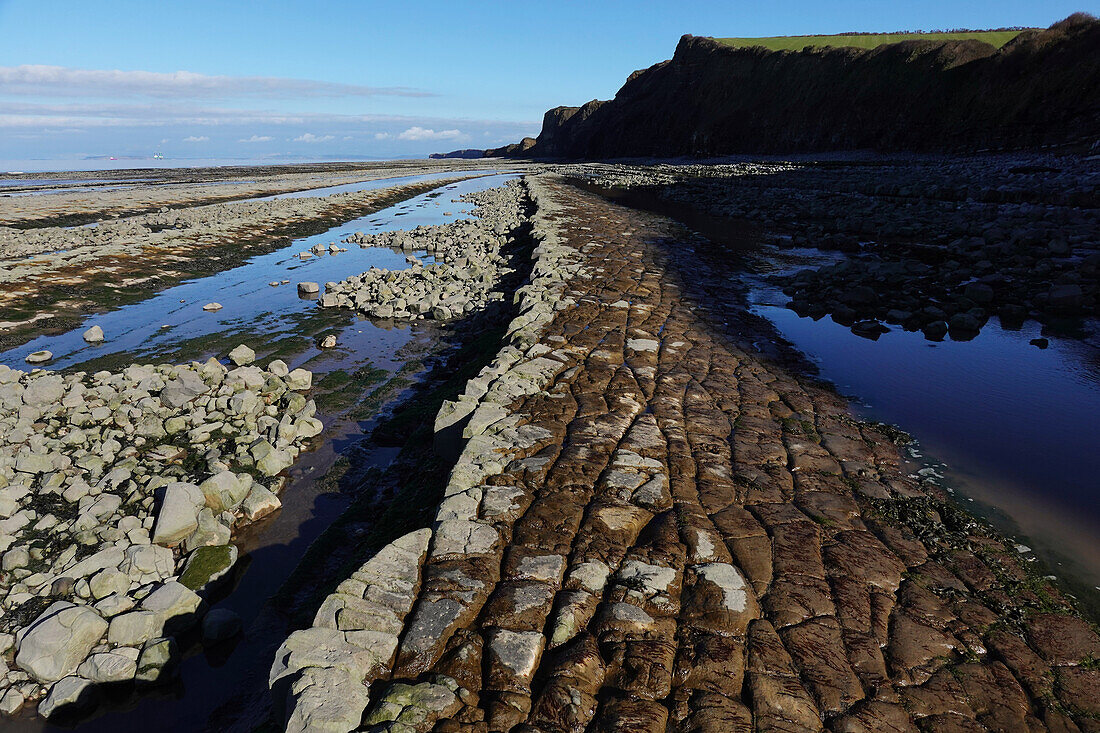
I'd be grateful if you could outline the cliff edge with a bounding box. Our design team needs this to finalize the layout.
[490,14,1100,158]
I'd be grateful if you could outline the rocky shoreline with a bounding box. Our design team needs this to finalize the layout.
[266,173,1100,732]
[0,174,487,353]
[319,181,527,321]
[1,162,1097,729]
[0,349,319,717]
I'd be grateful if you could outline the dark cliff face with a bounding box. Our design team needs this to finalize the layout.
[503,14,1100,158]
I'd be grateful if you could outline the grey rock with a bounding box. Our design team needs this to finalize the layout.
[15,602,108,683]
[22,375,64,406]
[38,675,97,719]
[77,651,137,683]
[241,484,282,521]
[286,368,312,391]
[151,482,205,545]
[198,471,252,512]
[283,666,371,733]
[228,344,255,366]
[141,581,202,629]
[136,637,178,683]
[107,610,161,646]
[0,688,25,715]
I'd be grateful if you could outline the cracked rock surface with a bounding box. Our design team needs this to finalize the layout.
[272,174,1100,732]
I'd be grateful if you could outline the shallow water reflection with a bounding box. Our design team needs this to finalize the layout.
[748,250,1100,604]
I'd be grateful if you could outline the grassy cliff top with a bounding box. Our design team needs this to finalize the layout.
[713,29,1031,51]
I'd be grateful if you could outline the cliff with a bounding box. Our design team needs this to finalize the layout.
[492,14,1100,158]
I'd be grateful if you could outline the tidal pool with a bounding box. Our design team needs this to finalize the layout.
[746,247,1100,610]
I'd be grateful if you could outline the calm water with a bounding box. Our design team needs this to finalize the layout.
[1,172,517,731]
[2,174,512,370]
[254,170,492,200]
[746,247,1100,600]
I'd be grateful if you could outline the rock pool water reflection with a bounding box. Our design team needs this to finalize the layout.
[0,173,514,371]
[748,251,1100,609]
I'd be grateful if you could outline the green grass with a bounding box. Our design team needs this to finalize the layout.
[714,30,1029,51]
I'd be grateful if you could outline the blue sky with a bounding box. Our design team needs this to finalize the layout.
[0,0,1091,164]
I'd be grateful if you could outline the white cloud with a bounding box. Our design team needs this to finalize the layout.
[0,65,434,99]
[0,102,540,134]
[292,133,335,143]
[396,126,466,141]
[182,135,208,142]
[238,134,273,143]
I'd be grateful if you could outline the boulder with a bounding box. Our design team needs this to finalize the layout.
[22,375,64,406]
[15,602,108,683]
[241,484,282,521]
[77,651,137,683]
[251,440,294,477]
[136,637,178,684]
[141,581,203,630]
[82,325,105,343]
[152,482,205,545]
[38,675,97,719]
[179,544,238,591]
[198,471,252,512]
[286,368,313,391]
[202,608,242,642]
[107,610,161,646]
[228,344,256,366]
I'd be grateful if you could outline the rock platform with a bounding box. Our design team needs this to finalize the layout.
[272,174,1100,731]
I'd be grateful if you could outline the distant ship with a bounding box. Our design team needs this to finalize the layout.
[153,152,164,159]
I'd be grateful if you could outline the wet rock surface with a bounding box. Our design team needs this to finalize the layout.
[570,156,1100,340]
[0,352,319,717]
[270,173,1100,732]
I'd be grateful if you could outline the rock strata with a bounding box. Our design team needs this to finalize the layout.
[270,174,1100,732]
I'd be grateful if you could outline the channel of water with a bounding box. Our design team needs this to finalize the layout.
[0,171,517,731]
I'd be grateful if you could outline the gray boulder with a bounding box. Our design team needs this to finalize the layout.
[38,675,97,719]
[15,602,108,683]
[202,608,242,642]
[228,344,256,366]
[151,482,205,545]
[198,471,252,512]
